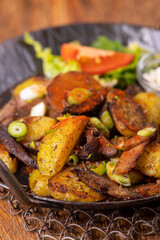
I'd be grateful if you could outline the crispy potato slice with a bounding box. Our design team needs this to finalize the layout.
[0,142,18,174]
[114,141,149,175]
[13,76,48,96]
[107,89,146,136]
[29,169,51,197]
[37,116,89,176]
[48,166,105,202]
[136,142,160,178]
[20,116,57,142]
[133,92,160,127]
[47,71,102,113]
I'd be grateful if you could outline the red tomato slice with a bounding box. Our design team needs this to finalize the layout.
[61,43,134,75]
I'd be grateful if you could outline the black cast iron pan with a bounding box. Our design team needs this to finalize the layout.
[0,23,160,210]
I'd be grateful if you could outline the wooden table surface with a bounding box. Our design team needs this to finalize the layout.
[0,0,160,239]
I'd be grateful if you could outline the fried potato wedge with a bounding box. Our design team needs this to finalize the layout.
[136,142,160,178]
[133,92,160,127]
[0,142,18,174]
[37,116,89,176]
[47,71,102,113]
[48,166,105,202]
[20,116,57,142]
[29,169,51,197]
[114,141,149,175]
[107,89,146,136]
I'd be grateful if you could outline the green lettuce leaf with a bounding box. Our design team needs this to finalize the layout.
[91,35,126,52]
[24,32,81,78]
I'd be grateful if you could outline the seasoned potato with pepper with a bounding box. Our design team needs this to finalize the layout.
[136,142,160,178]
[107,89,146,136]
[48,166,105,202]
[29,169,51,197]
[0,142,18,174]
[20,116,57,142]
[37,116,89,176]
[133,92,160,127]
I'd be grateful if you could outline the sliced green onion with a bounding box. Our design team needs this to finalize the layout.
[68,88,92,105]
[137,127,156,137]
[106,160,131,186]
[8,121,27,138]
[44,129,56,136]
[30,141,36,149]
[92,161,106,175]
[57,113,72,121]
[88,153,93,159]
[90,117,109,137]
[66,154,79,166]
[100,110,114,129]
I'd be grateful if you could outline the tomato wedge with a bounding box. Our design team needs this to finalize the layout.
[61,43,134,75]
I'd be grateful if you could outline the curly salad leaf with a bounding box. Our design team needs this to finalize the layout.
[24,32,81,78]
[91,36,148,89]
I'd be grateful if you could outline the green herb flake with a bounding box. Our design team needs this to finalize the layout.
[88,153,93,159]
[114,95,119,100]
[44,129,56,135]
[30,141,35,149]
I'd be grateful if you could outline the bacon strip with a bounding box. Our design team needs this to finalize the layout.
[114,141,149,175]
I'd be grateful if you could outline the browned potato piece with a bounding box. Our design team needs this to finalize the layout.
[20,116,57,142]
[47,71,102,113]
[48,166,105,202]
[37,116,89,176]
[29,169,51,197]
[107,89,146,136]
[0,142,18,174]
[133,92,160,127]
[13,76,48,96]
[136,142,160,178]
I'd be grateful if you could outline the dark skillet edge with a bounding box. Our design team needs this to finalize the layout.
[0,22,160,209]
[1,177,160,210]
[0,155,160,210]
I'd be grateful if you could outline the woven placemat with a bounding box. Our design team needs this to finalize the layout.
[0,185,160,240]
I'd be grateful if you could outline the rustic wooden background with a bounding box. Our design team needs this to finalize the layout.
[0,0,160,239]
[1,0,160,43]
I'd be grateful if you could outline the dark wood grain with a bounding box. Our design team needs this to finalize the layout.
[0,199,36,240]
[0,0,160,239]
